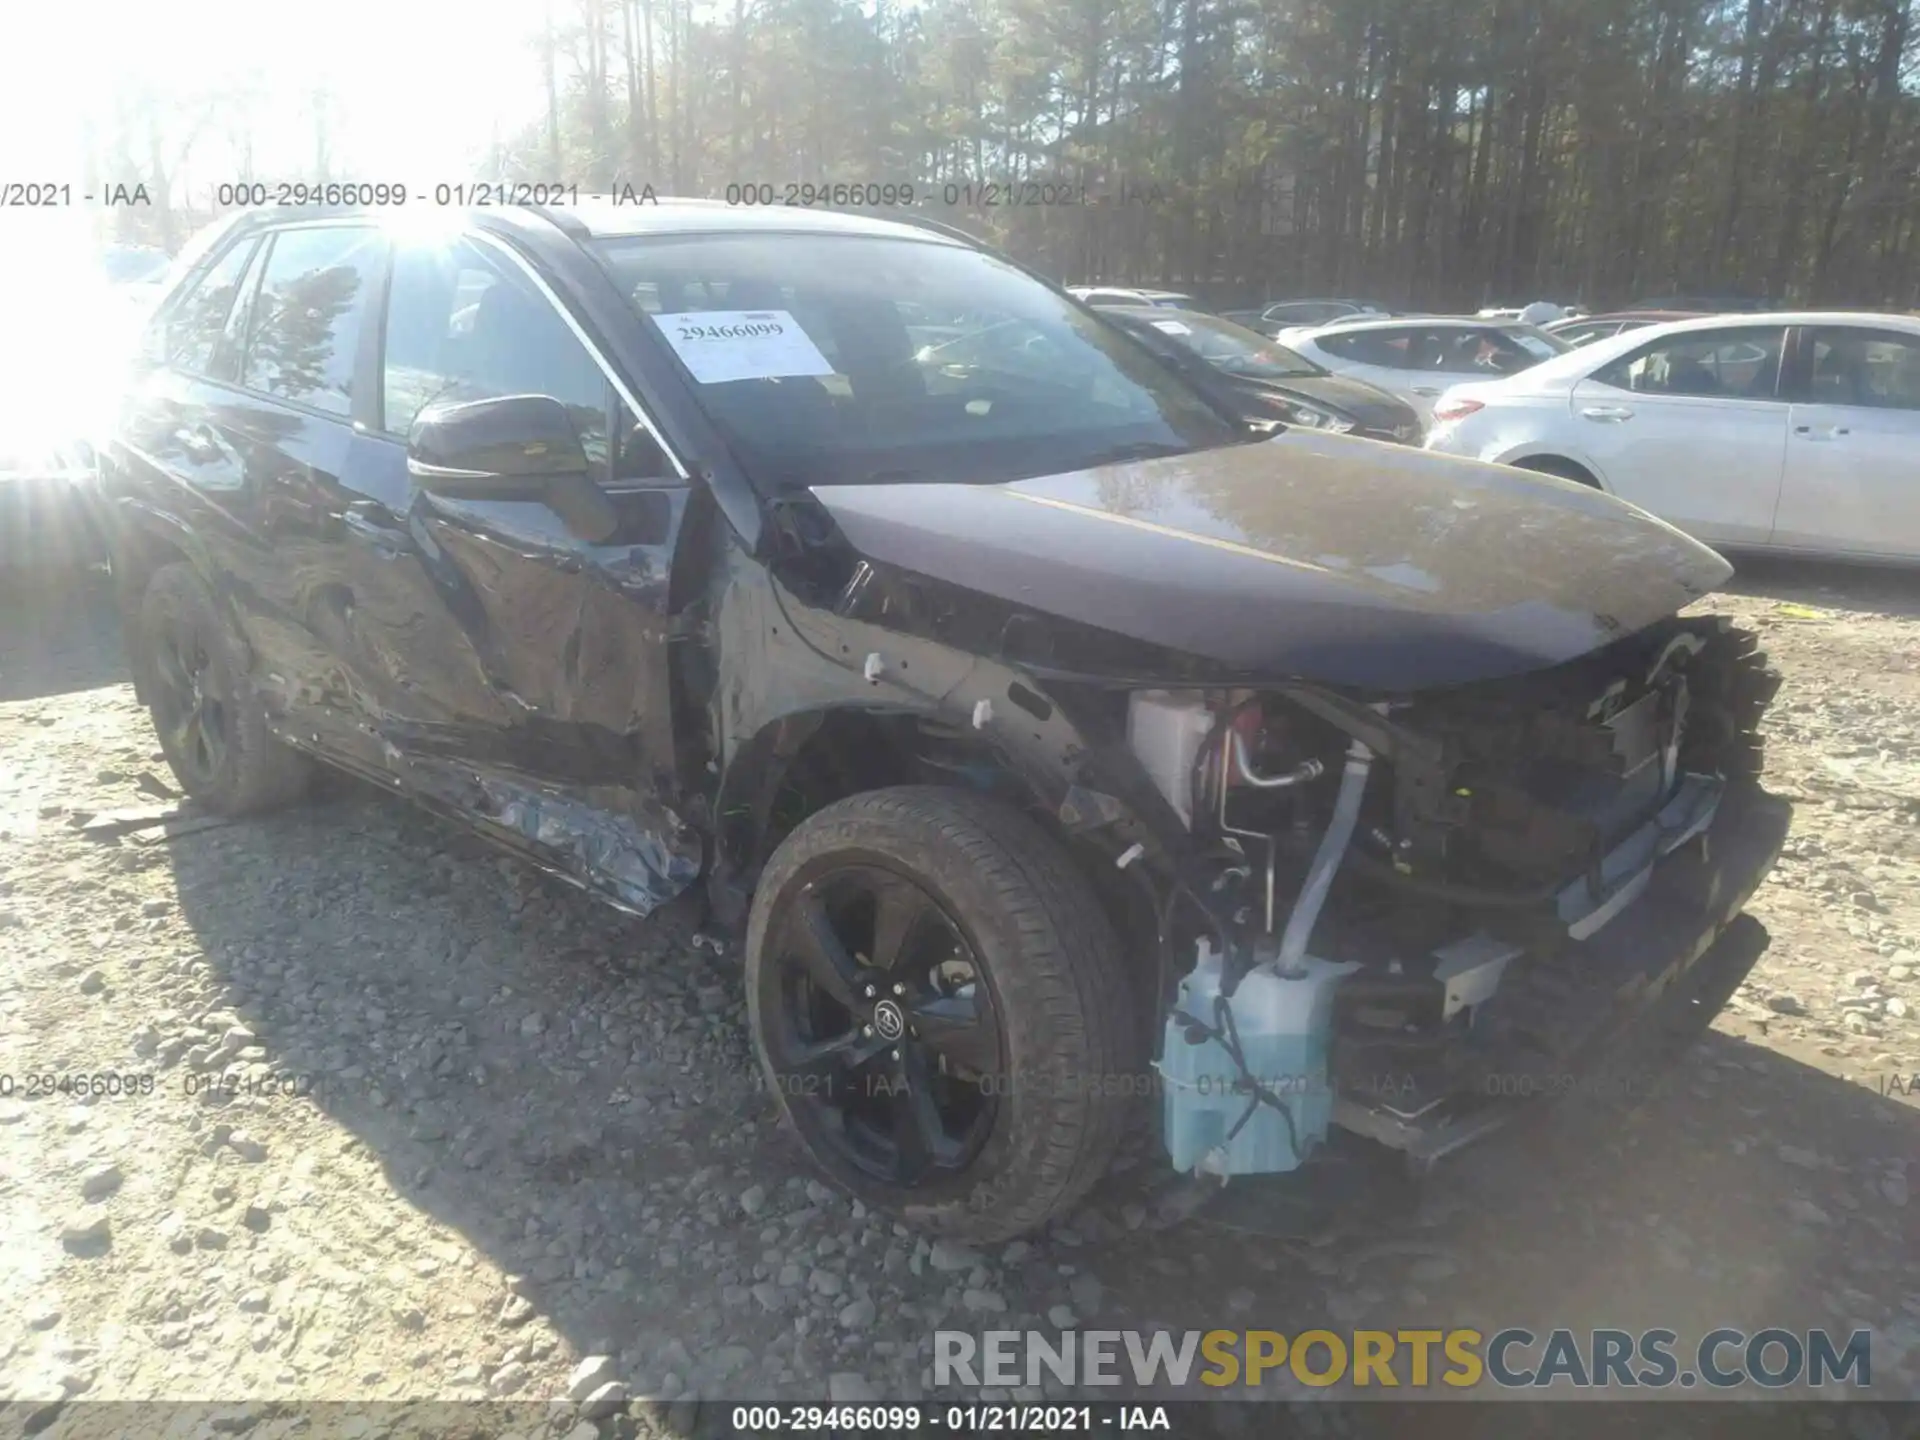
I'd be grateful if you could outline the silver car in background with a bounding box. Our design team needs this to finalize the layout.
[1424,312,1920,562]
[1275,316,1572,424]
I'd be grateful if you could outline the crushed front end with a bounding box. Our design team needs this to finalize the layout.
[1133,615,1789,1180]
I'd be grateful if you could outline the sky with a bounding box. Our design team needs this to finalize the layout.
[0,0,552,191]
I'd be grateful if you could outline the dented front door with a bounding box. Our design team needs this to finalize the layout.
[324,230,702,913]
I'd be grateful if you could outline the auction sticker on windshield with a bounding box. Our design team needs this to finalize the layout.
[1151,319,1192,335]
[653,309,835,384]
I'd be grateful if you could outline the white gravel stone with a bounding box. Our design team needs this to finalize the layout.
[810,1268,845,1297]
[580,1381,627,1420]
[929,1239,978,1273]
[566,1355,617,1401]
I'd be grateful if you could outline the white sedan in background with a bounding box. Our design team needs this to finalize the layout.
[1276,316,1572,424]
[1423,312,1920,561]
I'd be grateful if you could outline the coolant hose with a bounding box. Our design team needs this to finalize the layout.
[1275,737,1374,977]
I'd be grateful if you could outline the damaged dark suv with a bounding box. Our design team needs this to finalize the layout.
[96,201,1790,1241]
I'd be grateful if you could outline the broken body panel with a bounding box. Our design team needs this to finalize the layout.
[702,440,1786,1176]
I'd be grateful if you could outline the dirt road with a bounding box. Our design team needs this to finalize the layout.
[1,561,1916,1433]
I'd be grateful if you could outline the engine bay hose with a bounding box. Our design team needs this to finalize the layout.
[1275,737,1374,977]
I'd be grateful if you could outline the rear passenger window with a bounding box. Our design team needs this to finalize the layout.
[240,227,385,416]
[1807,329,1920,411]
[160,240,258,377]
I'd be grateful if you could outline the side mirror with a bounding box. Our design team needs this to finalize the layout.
[408,393,590,495]
[407,393,618,543]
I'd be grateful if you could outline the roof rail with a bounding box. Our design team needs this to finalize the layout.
[518,202,591,239]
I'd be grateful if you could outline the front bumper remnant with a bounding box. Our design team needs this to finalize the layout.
[1331,781,1791,1164]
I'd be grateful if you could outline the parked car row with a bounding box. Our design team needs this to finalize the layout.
[1424,312,1920,562]
[1066,293,1428,438]
[1066,280,1916,563]
[1544,309,1704,345]
[1096,306,1423,442]
[1272,317,1572,425]
[1064,285,1197,310]
[1217,298,1391,332]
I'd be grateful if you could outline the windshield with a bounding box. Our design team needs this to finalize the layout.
[1136,311,1324,379]
[592,233,1241,488]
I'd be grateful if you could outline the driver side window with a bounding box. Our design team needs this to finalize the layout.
[382,237,671,481]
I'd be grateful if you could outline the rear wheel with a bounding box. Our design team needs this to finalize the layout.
[746,786,1136,1241]
[138,563,311,815]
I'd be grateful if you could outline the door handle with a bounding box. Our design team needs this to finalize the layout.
[341,501,412,556]
[1793,425,1851,439]
[1581,405,1634,422]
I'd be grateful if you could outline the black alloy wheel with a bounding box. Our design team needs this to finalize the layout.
[759,861,1003,1186]
[138,563,310,815]
[745,787,1136,1239]
[148,615,231,790]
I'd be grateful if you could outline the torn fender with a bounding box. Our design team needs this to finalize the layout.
[704,552,1192,908]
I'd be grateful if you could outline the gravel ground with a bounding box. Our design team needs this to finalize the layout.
[1,562,1917,1433]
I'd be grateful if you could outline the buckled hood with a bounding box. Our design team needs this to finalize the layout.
[808,430,1732,692]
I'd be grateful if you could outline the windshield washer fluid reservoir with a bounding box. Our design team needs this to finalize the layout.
[1157,939,1357,1176]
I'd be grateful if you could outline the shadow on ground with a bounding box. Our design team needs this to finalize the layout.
[147,771,1920,1422]
[0,568,125,703]
[1723,552,1920,619]
[11,551,1917,1430]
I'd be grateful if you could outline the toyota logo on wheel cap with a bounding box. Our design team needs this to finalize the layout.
[872,999,906,1041]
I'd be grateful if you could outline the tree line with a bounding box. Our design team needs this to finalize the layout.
[84,0,1918,311]
[500,0,1918,310]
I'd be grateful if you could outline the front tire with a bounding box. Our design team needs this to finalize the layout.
[137,563,310,815]
[746,786,1137,1241]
